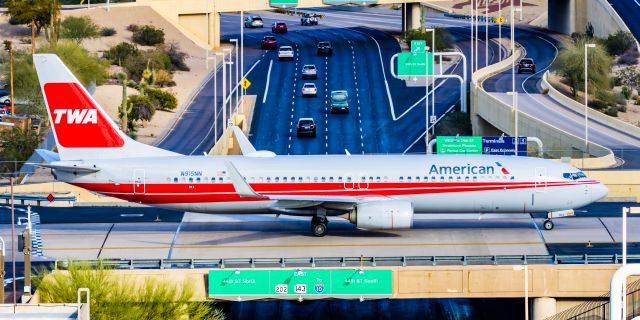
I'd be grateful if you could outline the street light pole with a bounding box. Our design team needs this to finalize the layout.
[240,10,245,113]
[498,0,502,61]
[511,0,519,156]
[485,0,488,68]
[230,39,238,114]
[474,0,479,72]
[10,177,15,307]
[222,49,229,129]
[584,43,596,156]
[430,30,435,137]
[470,0,474,74]
[0,236,4,303]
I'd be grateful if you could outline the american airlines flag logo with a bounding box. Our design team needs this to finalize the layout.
[495,162,510,175]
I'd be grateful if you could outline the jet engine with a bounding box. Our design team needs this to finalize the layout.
[343,200,414,230]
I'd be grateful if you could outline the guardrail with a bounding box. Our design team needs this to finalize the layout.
[0,193,76,205]
[53,254,640,270]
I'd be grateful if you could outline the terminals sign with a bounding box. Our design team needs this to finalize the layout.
[241,78,251,90]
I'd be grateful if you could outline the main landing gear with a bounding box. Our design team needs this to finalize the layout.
[543,219,554,231]
[311,216,328,237]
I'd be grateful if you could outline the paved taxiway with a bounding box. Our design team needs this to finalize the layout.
[10,212,638,261]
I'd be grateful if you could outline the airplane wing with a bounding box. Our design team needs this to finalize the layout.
[224,161,384,207]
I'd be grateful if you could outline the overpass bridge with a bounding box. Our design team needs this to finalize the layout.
[53,256,639,320]
[133,0,437,48]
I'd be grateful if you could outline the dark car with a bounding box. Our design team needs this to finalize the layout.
[517,58,536,74]
[261,36,277,50]
[272,22,288,34]
[317,41,332,56]
[301,13,319,26]
[296,118,316,137]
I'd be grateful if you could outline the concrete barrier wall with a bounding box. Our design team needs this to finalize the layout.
[587,0,631,38]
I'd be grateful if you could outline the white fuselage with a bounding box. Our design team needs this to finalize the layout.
[52,154,607,215]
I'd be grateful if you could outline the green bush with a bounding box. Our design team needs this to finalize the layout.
[100,27,116,37]
[618,104,627,113]
[154,69,175,87]
[554,37,612,98]
[122,53,147,81]
[605,31,635,56]
[167,42,190,71]
[104,42,139,66]
[127,95,155,122]
[59,16,100,44]
[132,25,165,46]
[605,106,619,117]
[616,92,628,105]
[0,128,40,173]
[146,87,177,111]
[145,47,172,71]
[636,96,640,105]
[622,86,632,100]
[589,99,608,110]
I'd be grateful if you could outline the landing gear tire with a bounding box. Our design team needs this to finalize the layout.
[311,217,328,237]
[543,219,554,231]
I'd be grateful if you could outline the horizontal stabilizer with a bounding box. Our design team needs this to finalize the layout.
[40,162,100,173]
[35,149,60,163]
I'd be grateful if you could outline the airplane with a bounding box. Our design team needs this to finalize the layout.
[32,54,608,237]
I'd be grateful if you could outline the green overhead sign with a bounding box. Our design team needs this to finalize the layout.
[436,136,483,154]
[397,52,433,76]
[411,40,426,53]
[270,0,298,8]
[208,269,392,299]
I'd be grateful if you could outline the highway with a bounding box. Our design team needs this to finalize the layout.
[609,0,640,42]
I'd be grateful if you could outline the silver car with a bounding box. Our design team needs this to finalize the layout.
[301,64,317,79]
[278,46,294,61]
[301,83,317,97]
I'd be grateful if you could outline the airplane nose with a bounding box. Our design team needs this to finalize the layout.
[592,183,609,201]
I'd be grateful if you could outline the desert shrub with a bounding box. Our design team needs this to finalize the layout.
[167,42,190,71]
[146,87,177,111]
[404,28,453,51]
[132,25,165,46]
[589,99,608,110]
[605,31,635,56]
[616,92,628,105]
[618,48,639,65]
[104,42,139,66]
[59,16,100,44]
[622,86,633,100]
[128,95,155,122]
[154,69,175,87]
[145,47,172,71]
[100,27,116,37]
[618,104,627,113]
[126,24,138,32]
[605,106,619,117]
[636,96,640,105]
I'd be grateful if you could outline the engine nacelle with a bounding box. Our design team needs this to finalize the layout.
[345,200,414,230]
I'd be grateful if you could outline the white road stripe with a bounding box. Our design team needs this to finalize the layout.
[262,59,273,104]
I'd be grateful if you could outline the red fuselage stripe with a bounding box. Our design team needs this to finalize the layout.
[72,181,598,204]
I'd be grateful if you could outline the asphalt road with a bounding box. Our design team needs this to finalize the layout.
[609,0,640,42]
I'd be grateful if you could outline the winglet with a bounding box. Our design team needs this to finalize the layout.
[232,127,257,155]
[224,161,265,198]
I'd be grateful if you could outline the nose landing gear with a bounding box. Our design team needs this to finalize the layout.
[543,219,554,230]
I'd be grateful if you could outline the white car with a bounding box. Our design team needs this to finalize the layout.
[301,64,317,79]
[301,83,317,97]
[278,46,294,61]
[0,96,10,105]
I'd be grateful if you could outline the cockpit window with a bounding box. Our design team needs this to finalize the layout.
[563,172,587,180]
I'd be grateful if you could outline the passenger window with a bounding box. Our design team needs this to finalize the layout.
[189,177,193,183]
[456,176,461,182]
[196,177,201,183]
[376,176,381,182]
[283,177,287,182]
[440,176,444,182]
[338,176,343,182]
[448,176,453,182]
[321,177,326,182]
[407,177,412,182]
[472,176,478,182]
[399,177,404,182]
[369,176,373,182]
[219,177,224,182]
[383,176,389,182]
[174,177,178,183]
[291,176,295,182]
[314,177,319,182]
[329,177,334,182]
[267,177,271,183]
[275,177,279,183]
[465,176,469,182]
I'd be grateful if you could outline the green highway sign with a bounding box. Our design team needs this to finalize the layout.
[208,269,392,298]
[436,136,483,154]
[411,40,425,54]
[397,52,433,76]
[270,0,298,8]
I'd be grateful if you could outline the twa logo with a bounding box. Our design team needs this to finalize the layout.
[53,109,98,124]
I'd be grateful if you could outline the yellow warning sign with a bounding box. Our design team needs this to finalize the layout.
[495,16,505,24]
[241,78,251,90]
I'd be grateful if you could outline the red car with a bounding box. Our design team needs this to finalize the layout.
[261,35,277,49]
[272,22,288,34]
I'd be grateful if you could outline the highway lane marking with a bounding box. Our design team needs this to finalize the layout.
[262,59,274,104]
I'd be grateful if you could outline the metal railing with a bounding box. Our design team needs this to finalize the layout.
[52,254,640,271]
[546,279,640,320]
